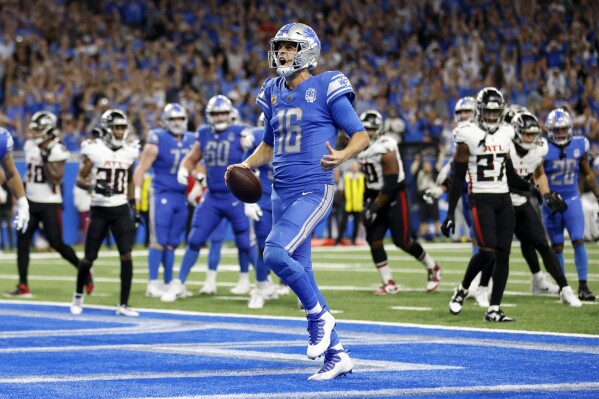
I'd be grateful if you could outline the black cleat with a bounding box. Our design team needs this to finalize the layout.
[578,288,596,302]
[484,309,515,322]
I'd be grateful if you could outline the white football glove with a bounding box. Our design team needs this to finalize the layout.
[196,172,207,188]
[423,186,444,204]
[14,196,29,234]
[244,202,263,221]
[177,166,190,186]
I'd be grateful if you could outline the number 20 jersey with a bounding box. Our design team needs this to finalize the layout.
[544,136,589,198]
[453,122,515,194]
[81,139,139,207]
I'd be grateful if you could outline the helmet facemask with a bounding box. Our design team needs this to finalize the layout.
[101,110,130,149]
[475,88,505,133]
[360,110,383,141]
[29,111,58,145]
[268,23,320,78]
[206,95,234,131]
[513,112,541,150]
[161,103,188,135]
[546,108,573,146]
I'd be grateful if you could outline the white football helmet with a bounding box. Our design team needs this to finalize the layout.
[100,109,129,149]
[545,108,573,146]
[206,95,234,131]
[269,23,321,77]
[453,96,476,123]
[360,110,384,141]
[29,111,58,145]
[161,103,188,135]
[512,111,541,150]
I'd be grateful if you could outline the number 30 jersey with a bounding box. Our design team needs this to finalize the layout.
[357,135,405,191]
[453,122,514,194]
[24,139,70,203]
[509,140,548,206]
[81,139,139,207]
[544,136,589,198]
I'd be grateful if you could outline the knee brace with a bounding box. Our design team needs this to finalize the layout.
[263,245,303,285]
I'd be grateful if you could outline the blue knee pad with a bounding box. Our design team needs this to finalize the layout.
[264,245,303,285]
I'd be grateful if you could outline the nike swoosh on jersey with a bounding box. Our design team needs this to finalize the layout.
[302,192,313,196]
[232,201,240,206]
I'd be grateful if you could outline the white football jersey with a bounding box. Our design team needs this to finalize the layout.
[24,139,70,203]
[81,139,139,207]
[357,134,405,191]
[453,122,515,194]
[509,139,548,206]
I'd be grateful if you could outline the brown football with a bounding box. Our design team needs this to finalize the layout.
[228,166,262,203]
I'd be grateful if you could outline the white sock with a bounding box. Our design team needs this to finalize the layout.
[532,271,543,281]
[238,272,250,283]
[420,253,436,269]
[206,270,217,282]
[331,343,343,350]
[488,305,499,312]
[376,262,393,284]
[306,303,323,315]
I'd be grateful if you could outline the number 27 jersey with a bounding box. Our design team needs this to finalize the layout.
[453,122,515,194]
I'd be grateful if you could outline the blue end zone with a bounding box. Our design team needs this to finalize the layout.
[1,301,598,398]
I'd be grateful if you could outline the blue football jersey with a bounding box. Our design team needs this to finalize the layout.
[146,129,196,193]
[242,127,273,198]
[0,128,14,160]
[198,124,247,194]
[544,136,589,197]
[256,71,356,189]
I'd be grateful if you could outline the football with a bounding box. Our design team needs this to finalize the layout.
[228,166,262,203]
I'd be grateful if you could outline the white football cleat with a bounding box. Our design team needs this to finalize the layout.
[560,286,582,307]
[116,305,139,317]
[230,273,251,295]
[70,293,84,315]
[531,272,560,295]
[160,279,192,302]
[145,280,166,298]
[199,279,217,295]
[308,348,353,381]
[474,286,490,307]
[276,284,290,296]
[248,282,279,309]
[306,309,336,359]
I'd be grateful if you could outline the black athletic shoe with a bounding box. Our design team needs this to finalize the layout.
[484,309,515,322]
[578,288,596,302]
[449,286,468,315]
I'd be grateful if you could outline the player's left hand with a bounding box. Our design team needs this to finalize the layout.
[320,141,345,171]
[544,191,568,214]
[14,197,29,234]
[363,199,378,227]
[441,214,455,237]
[133,210,144,229]
[529,181,543,204]
[244,202,263,221]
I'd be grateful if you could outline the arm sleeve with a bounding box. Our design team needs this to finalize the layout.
[447,161,467,216]
[329,95,364,137]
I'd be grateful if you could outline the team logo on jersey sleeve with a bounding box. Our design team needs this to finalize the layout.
[305,88,317,103]
[271,96,277,106]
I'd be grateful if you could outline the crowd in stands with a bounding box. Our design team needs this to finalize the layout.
[0,0,598,242]
[0,0,597,152]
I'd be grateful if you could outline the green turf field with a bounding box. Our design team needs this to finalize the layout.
[1,241,598,334]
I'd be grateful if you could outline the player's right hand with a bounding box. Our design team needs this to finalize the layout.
[441,214,455,237]
[14,196,29,234]
[544,192,568,214]
[95,181,114,197]
[177,166,190,186]
[423,186,444,204]
[244,203,263,221]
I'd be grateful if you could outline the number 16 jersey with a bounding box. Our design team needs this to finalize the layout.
[453,122,515,194]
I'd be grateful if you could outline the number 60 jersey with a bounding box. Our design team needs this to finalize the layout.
[81,138,139,207]
[453,122,515,194]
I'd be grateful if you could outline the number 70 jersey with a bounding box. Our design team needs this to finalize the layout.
[453,122,515,194]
